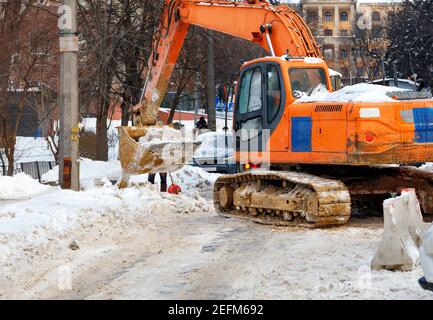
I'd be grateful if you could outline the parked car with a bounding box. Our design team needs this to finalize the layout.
[192,132,236,174]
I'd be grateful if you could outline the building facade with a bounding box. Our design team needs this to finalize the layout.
[296,0,398,83]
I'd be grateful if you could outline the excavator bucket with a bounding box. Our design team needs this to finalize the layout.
[117,126,200,188]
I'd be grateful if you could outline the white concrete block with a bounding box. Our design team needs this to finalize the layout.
[420,226,433,283]
[372,189,428,271]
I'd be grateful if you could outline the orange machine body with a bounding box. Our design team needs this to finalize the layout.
[136,0,433,168]
[235,57,433,167]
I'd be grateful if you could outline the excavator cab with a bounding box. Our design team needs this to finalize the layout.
[233,56,333,169]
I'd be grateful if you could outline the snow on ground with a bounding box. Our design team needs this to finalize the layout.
[1,162,432,299]
[171,165,219,196]
[41,158,220,194]
[0,173,52,200]
[296,83,409,103]
[0,171,214,289]
[42,159,122,190]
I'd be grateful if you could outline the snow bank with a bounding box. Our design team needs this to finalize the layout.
[41,158,219,195]
[0,173,52,200]
[0,180,214,269]
[125,165,220,196]
[172,165,219,194]
[296,83,409,103]
[41,158,122,190]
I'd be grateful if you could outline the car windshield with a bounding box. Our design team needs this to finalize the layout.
[289,68,327,98]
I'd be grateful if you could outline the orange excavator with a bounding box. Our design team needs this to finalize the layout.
[119,0,433,227]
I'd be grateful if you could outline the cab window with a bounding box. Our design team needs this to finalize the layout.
[266,65,282,122]
[289,68,327,98]
[238,67,262,114]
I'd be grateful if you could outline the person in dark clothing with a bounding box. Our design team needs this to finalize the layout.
[196,117,209,130]
[148,172,168,192]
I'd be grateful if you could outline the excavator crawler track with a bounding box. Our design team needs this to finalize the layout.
[213,171,351,228]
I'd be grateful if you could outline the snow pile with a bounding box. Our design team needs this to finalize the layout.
[172,166,220,195]
[0,173,52,200]
[296,83,409,103]
[41,158,122,190]
[0,174,214,270]
[41,158,218,195]
[125,165,220,196]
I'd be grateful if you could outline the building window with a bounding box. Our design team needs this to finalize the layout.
[340,11,348,21]
[307,12,318,23]
[324,29,333,36]
[341,49,348,59]
[324,11,333,22]
[340,29,348,36]
[372,11,381,22]
[324,48,334,60]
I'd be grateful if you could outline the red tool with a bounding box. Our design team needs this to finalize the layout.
[168,173,182,195]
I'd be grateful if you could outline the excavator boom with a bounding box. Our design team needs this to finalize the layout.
[134,0,322,126]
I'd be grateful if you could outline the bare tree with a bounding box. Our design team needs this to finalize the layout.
[166,29,207,125]
[77,0,164,160]
[115,0,163,126]
[0,1,58,175]
[353,12,389,82]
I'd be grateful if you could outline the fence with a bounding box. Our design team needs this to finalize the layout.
[1,161,57,182]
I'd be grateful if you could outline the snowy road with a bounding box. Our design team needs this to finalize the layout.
[4,208,431,300]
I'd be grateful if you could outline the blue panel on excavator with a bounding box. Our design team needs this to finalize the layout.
[414,108,433,143]
[291,117,312,152]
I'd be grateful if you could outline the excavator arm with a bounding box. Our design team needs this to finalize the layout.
[134,0,322,126]
[118,0,325,185]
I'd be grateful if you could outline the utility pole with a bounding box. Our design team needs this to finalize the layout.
[59,0,80,191]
